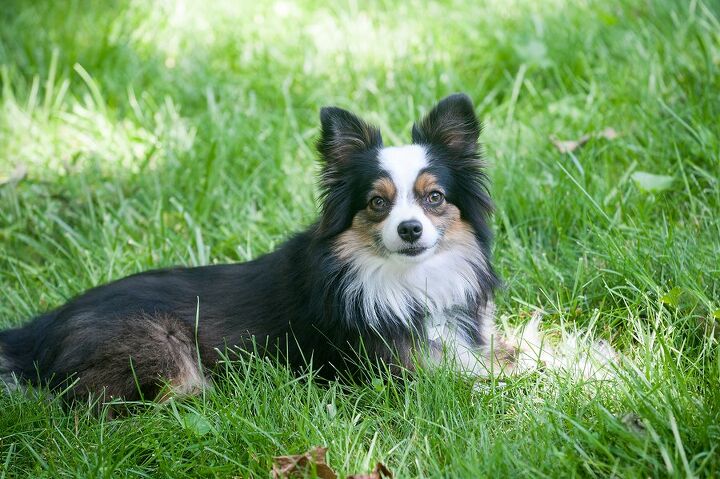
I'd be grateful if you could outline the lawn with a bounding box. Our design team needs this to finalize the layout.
[1,0,719,477]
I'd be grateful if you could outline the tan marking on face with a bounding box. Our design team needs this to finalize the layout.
[334,176,400,259]
[435,205,477,251]
[414,172,454,222]
[414,172,443,197]
[427,201,458,227]
[334,211,387,260]
[370,177,396,202]
[412,172,476,248]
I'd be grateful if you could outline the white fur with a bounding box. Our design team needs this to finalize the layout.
[378,145,439,256]
[427,311,618,380]
[426,304,496,375]
[342,144,489,344]
[493,312,618,380]
[0,373,23,393]
[341,227,488,330]
[169,347,211,398]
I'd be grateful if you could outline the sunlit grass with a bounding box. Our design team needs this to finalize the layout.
[1,0,719,477]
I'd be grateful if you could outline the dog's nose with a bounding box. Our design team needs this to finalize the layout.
[397,220,423,243]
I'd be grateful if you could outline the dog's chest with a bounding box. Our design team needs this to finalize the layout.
[341,245,491,340]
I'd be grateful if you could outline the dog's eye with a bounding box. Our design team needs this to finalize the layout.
[369,196,388,211]
[426,191,445,206]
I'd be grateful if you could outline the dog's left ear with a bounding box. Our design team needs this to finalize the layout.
[411,93,481,157]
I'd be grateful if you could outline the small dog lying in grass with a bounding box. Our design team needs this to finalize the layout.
[0,94,614,403]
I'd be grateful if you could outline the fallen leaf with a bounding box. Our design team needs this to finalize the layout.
[272,446,337,479]
[347,462,393,479]
[631,171,674,192]
[550,127,619,153]
[550,134,590,153]
[598,127,619,140]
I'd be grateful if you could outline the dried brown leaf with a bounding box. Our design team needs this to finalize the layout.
[551,126,619,154]
[598,127,619,140]
[272,446,337,479]
[271,447,393,479]
[347,462,393,479]
[550,134,590,153]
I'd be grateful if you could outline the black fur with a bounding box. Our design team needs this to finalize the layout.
[0,94,498,401]
[316,106,384,238]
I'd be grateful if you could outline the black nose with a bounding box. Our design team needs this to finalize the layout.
[397,220,423,243]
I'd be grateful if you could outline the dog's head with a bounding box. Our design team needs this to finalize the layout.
[316,94,493,266]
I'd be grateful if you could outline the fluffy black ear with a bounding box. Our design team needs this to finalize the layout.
[315,107,382,239]
[411,93,481,156]
[317,106,383,168]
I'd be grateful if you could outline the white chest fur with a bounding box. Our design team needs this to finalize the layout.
[340,242,487,331]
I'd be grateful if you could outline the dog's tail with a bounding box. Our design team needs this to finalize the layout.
[495,311,618,380]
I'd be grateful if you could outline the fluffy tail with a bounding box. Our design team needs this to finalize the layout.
[495,311,618,380]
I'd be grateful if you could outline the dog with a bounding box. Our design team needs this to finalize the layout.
[0,94,613,403]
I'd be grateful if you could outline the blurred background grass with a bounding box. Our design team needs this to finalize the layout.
[1,0,719,477]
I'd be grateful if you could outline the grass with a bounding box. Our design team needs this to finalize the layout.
[1,0,719,476]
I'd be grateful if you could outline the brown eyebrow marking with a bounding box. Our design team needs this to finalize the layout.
[414,172,443,196]
[369,176,397,201]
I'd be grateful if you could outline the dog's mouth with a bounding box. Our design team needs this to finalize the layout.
[396,245,432,257]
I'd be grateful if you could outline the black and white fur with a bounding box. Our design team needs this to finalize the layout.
[0,94,612,402]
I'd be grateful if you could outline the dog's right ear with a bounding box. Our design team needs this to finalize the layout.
[317,107,383,168]
[316,107,382,239]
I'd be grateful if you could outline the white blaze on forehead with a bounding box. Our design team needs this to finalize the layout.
[377,145,439,254]
[378,145,428,194]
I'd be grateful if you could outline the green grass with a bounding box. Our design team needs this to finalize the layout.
[1,0,719,476]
